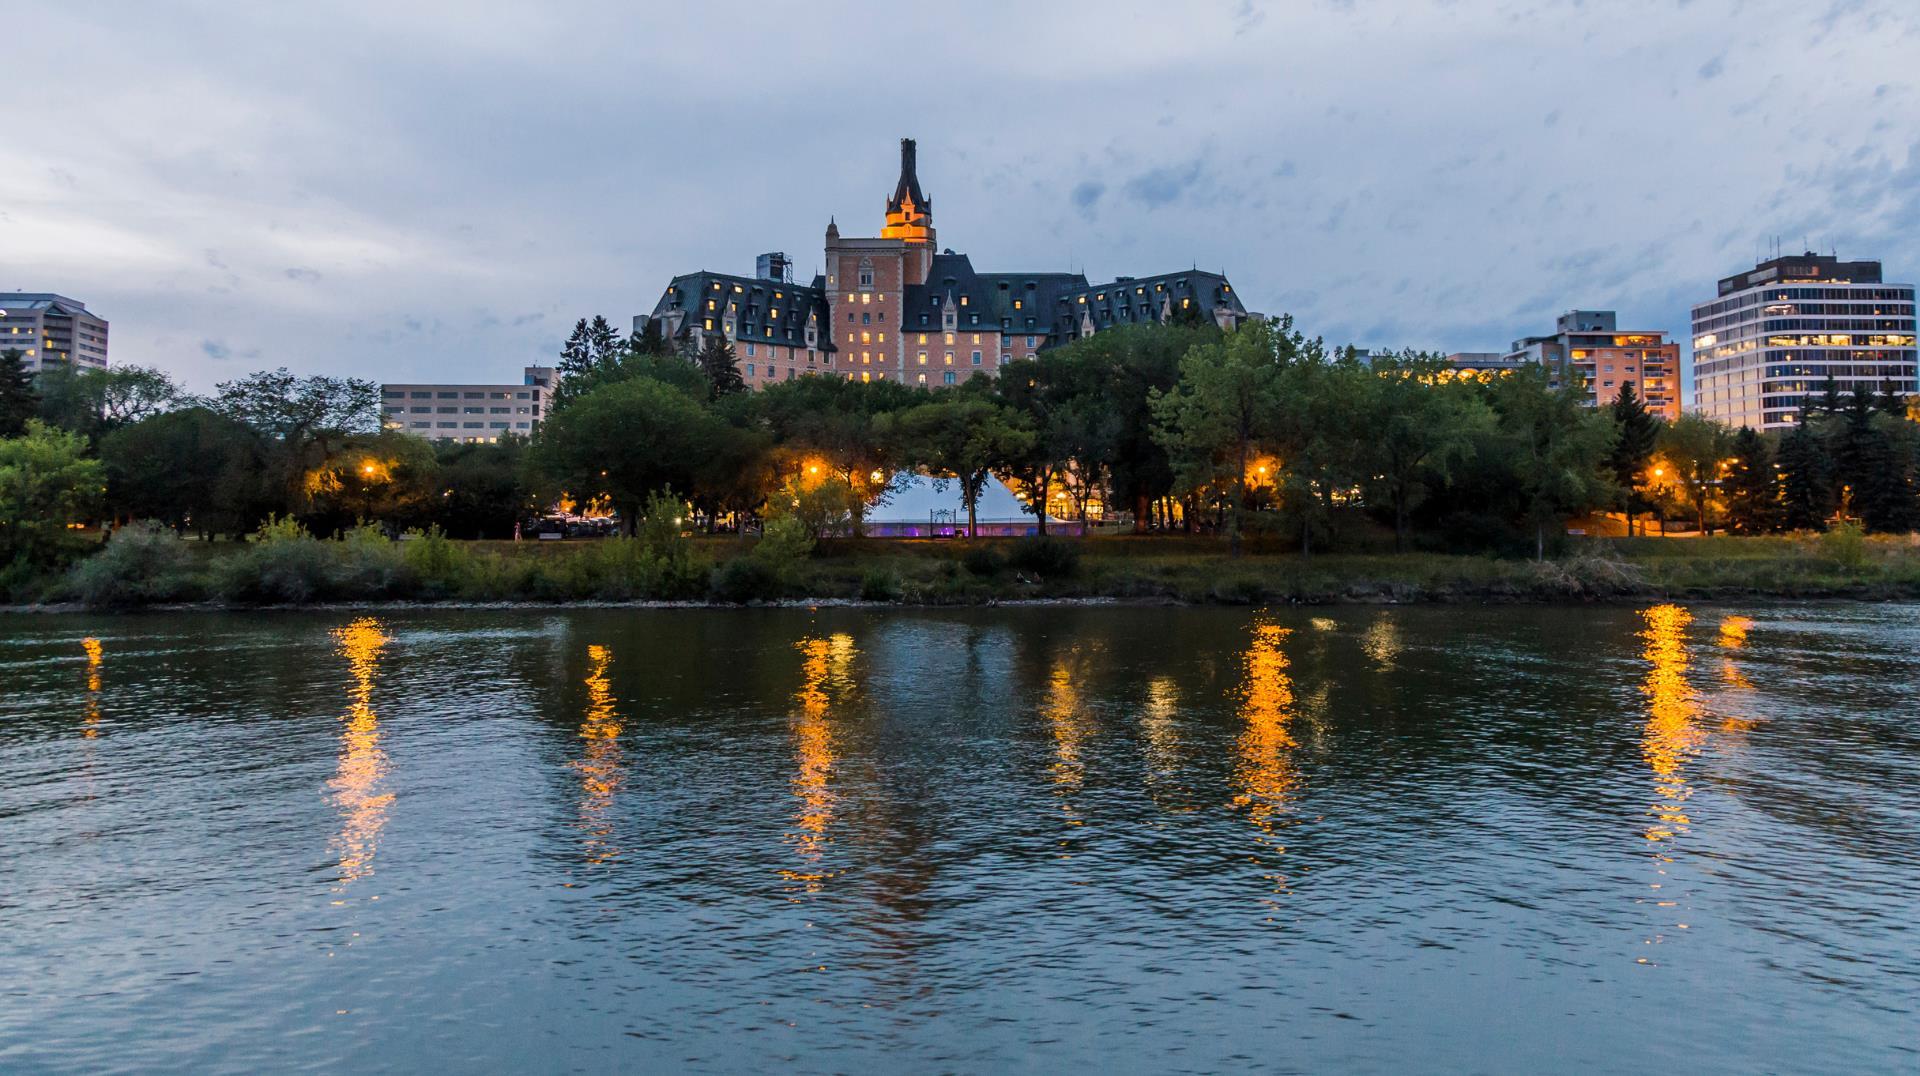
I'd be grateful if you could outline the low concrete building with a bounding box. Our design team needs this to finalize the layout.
[381,365,555,443]
[0,293,109,372]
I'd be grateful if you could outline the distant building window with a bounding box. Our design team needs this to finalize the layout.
[917,352,927,365]
[746,363,756,377]
[972,351,983,366]
[1026,336,1036,347]
[943,371,957,385]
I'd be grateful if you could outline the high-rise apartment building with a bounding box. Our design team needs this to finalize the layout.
[0,294,109,372]
[640,139,1248,389]
[1503,310,1682,420]
[381,366,555,443]
[1691,253,1917,430]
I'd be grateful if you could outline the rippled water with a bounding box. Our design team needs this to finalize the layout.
[2,603,1917,1073]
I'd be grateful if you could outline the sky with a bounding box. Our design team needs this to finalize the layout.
[4,0,1918,394]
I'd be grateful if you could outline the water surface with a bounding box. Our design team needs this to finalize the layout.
[2,603,1916,1072]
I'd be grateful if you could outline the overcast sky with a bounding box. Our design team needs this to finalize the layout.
[4,0,1917,393]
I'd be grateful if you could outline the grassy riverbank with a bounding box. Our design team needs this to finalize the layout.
[12,522,1920,611]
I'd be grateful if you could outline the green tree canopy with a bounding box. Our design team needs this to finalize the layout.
[881,397,1034,537]
[98,407,273,538]
[0,421,105,576]
[526,377,723,534]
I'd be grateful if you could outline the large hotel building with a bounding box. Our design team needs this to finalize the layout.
[1692,253,1917,430]
[639,139,1249,388]
[0,293,109,372]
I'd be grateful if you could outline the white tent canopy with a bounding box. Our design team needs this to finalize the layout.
[866,472,1068,525]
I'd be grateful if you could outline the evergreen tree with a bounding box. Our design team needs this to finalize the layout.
[1605,380,1658,534]
[1833,385,1881,522]
[1722,426,1779,534]
[696,335,745,399]
[1817,375,1843,415]
[0,348,37,438]
[629,320,670,358]
[586,315,622,367]
[557,319,594,381]
[1777,420,1835,531]
[1877,381,1909,418]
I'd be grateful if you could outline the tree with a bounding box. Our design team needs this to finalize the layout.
[1152,318,1286,556]
[35,364,180,440]
[305,431,442,532]
[1777,419,1835,531]
[526,377,721,534]
[991,360,1072,535]
[1487,367,1615,559]
[1722,427,1779,535]
[431,437,532,539]
[0,349,36,438]
[98,407,273,537]
[630,320,670,358]
[212,369,381,509]
[696,335,746,399]
[756,375,918,535]
[1357,352,1491,551]
[1606,380,1660,535]
[883,398,1034,537]
[1655,412,1734,535]
[0,421,105,577]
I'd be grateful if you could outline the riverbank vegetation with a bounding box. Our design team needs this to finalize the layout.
[3,312,1918,607]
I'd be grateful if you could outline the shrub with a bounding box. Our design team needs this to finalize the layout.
[711,555,784,603]
[1006,536,1081,578]
[66,521,200,607]
[1210,573,1266,604]
[961,544,1006,576]
[401,525,478,597]
[859,567,903,602]
[331,523,406,598]
[219,516,335,603]
[752,515,815,582]
[1821,520,1868,570]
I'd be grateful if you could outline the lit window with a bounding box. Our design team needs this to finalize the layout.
[945,333,954,345]
[917,352,928,365]
[944,352,953,365]
[918,333,927,344]
[917,373,927,384]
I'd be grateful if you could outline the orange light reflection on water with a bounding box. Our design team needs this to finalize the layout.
[81,637,103,739]
[329,618,392,894]
[1043,653,1091,845]
[1234,621,1298,902]
[1640,605,1703,844]
[574,644,623,866]
[784,633,855,891]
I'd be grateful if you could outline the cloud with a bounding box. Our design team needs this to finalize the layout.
[2,0,1915,401]
[1123,160,1205,208]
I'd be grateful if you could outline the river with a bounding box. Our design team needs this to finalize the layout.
[1,604,1915,1072]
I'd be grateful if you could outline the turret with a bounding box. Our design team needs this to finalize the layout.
[881,138,933,243]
